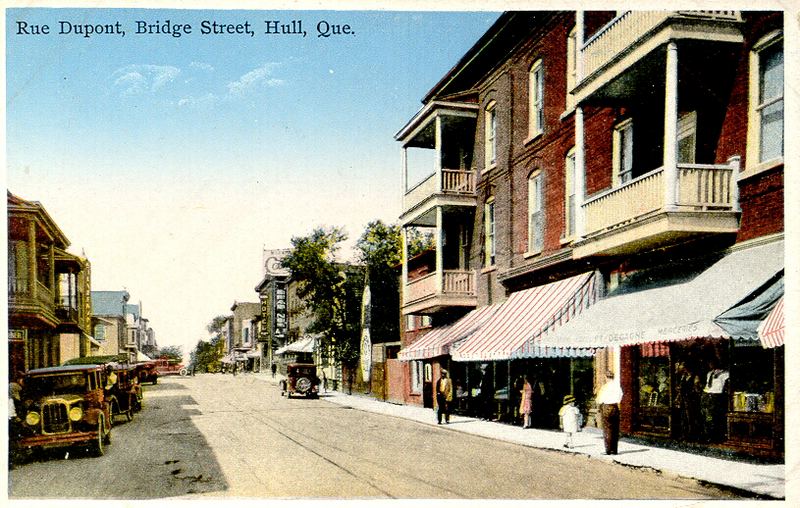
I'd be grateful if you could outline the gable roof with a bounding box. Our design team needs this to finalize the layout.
[91,290,130,317]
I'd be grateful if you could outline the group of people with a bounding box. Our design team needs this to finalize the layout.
[433,368,624,455]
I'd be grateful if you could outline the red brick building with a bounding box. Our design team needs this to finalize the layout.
[396,11,783,459]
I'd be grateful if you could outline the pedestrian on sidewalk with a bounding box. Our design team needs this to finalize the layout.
[519,375,534,428]
[559,394,581,448]
[271,363,277,378]
[322,370,328,393]
[596,371,623,455]
[435,369,453,424]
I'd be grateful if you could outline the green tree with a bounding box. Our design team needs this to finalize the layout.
[356,220,401,344]
[281,227,365,367]
[191,315,228,372]
[156,345,183,361]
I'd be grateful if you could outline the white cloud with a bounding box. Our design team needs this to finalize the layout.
[112,64,180,96]
[190,61,215,72]
[226,63,284,96]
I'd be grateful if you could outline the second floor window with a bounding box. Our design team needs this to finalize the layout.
[484,199,496,266]
[753,33,783,164]
[529,59,545,137]
[94,324,106,342]
[566,27,577,111]
[565,149,576,238]
[485,101,497,169]
[613,119,634,185]
[528,172,544,253]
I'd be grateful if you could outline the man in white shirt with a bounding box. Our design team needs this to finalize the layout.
[596,371,623,455]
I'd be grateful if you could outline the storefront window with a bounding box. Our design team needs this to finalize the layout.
[730,344,775,413]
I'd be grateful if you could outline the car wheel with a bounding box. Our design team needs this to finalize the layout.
[180,368,188,376]
[125,397,133,421]
[93,416,106,456]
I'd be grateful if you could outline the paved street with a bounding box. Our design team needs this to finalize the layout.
[9,374,741,500]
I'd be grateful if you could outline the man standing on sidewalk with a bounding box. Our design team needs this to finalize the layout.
[435,369,453,424]
[596,371,623,455]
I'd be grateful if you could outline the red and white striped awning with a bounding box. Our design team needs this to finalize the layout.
[450,272,597,361]
[758,297,784,348]
[398,304,500,361]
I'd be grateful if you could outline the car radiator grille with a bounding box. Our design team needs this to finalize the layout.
[42,402,71,434]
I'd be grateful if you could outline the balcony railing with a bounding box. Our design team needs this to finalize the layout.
[56,305,79,323]
[583,163,735,236]
[36,281,54,307]
[405,269,476,304]
[580,11,742,84]
[403,169,476,213]
[8,277,29,294]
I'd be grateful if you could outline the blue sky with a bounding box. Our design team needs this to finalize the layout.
[6,8,500,356]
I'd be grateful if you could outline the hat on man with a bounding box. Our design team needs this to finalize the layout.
[563,394,576,405]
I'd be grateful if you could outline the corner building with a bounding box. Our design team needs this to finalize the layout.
[395,11,784,459]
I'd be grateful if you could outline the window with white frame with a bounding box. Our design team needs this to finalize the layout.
[677,111,697,164]
[410,360,423,393]
[485,101,497,169]
[529,59,545,137]
[566,27,577,111]
[565,148,576,238]
[94,324,106,342]
[484,198,496,266]
[612,119,634,185]
[748,32,783,167]
[528,172,544,253]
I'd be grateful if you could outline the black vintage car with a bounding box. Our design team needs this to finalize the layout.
[107,364,142,422]
[279,363,320,399]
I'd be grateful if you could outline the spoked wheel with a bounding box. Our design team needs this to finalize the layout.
[93,415,106,456]
[125,396,133,421]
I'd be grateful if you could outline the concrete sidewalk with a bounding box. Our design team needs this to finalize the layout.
[251,372,785,499]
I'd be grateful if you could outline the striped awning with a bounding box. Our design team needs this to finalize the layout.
[451,272,597,361]
[398,304,500,361]
[758,297,784,348]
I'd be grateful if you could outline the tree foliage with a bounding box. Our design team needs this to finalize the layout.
[356,220,401,343]
[156,345,183,361]
[191,315,228,371]
[282,227,364,366]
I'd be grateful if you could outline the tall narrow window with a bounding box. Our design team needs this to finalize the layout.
[566,27,577,111]
[565,148,576,238]
[484,199,496,266]
[757,36,783,163]
[613,119,634,185]
[529,60,545,137]
[677,111,697,164]
[411,360,423,393]
[485,101,497,169]
[528,173,544,253]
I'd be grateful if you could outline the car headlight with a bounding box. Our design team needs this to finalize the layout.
[69,406,83,422]
[25,411,40,426]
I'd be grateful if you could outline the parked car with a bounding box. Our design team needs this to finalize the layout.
[135,361,159,385]
[154,357,184,376]
[16,365,112,457]
[279,363,320,399]
[108,364,141,422]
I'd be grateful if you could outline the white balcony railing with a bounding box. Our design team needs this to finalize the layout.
[580,11,742,83]
[405,269,476,305]
[582,163,735,235]
[403,169,476,213]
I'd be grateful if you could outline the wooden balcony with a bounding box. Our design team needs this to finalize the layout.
[402,269,477,315]
[576,11,743,102]
[573,163,740,258]
[401,169,477,226]
[8,277,59,327]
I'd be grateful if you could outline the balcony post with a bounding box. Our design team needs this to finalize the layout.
[28,220,37,299]
[435,207,444,294]
[728,155,741,212]
[575,106,586,239]
[401,227,408,303]
[48,244,55,296]
[663,41,679,211]
[576,11,584,82]
[434,115,443,193]
[401,147,408,202]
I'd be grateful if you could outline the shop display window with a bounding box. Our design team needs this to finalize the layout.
[638,357,670,409]
[730,344,775,413]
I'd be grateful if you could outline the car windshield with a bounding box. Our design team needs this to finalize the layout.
[26,373,89,396]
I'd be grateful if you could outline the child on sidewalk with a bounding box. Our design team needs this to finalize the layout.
[559,394,582,449]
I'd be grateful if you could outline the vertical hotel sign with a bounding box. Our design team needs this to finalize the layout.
[263,248,291,344]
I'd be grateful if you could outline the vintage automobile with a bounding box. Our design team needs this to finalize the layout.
[17,365,112,457]
[107,364,142,422]
[279,363,320,399]
[135,360,159,385]
[154,357,185,377]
